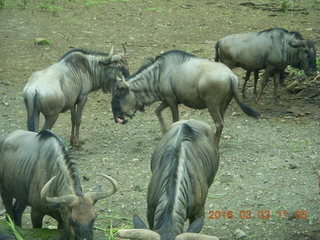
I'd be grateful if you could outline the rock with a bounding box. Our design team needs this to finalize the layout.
[286,80,300,93]
[288,164,298,169]
[133,182,145,192]
[234,229,248,239]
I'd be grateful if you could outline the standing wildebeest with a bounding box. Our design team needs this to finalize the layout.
[23,47,129,148]
[214,28,317,100]
[111,50,259,144]
[0,129,118,240]
[117,119,220,240]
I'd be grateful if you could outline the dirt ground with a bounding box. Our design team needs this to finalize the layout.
[0,0,320,239]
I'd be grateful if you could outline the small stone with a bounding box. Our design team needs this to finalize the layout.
[133,183,145,192]
[234,229,248,239]
[288,164,298,169]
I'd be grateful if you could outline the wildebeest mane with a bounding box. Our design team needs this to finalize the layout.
[155,50,196,63]
[130,50,196,79]
[37,130,82,195]
[58,48,109,62]
[130,57,155,78]
[258,28,304,39]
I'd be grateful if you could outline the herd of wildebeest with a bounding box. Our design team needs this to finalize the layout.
[0,28,317,240]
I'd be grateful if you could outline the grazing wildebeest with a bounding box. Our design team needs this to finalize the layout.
[23,47,129,148]
[214,28,317,100]
[117,119,220,240]
[0,129,118,240]
[111,50,259,144]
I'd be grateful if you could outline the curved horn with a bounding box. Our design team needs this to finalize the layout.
[117,229,160,240]
[176,233,220,240]
[117,75,130,89]
[40,176,78,206]
[108,46,114,58]
[40,176,56,200]
[121,43,127,55]
[86,174,118,201]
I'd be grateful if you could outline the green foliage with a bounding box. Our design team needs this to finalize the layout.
[281,0,293,12]
[0,0,4,9]
[36,0,61,15]
[6,214,24,240]
[20,0,28,9]
[316,57,320,70]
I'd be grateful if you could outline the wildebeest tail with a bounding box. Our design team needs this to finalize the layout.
[214,41,220,62]
[24,89,40,132]
[229,77,260,118]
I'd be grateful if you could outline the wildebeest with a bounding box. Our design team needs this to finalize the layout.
[214,28,317,100]
[23,47,129,148]
[0,129,118,240]
[111,50,259,144]
[117,119,220,240]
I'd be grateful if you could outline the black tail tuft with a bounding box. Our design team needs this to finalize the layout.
[214,41,220,62]
[25,90,39,132]
[230,77,260,118]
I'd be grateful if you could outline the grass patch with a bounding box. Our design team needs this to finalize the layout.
[145,7,164,11]
[6,214,24,240]
[94,222,131,240]
[83,0,108,6]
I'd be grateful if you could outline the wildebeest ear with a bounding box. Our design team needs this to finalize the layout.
[133,215,148,229]
[111,55,122,62]
[289,39,307,48]
[187,218,204,233]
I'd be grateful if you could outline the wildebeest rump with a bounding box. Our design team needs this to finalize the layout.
[215,28,317,100]
[23,47,129,148]
[0,130,118,240]
[117,119,220,240]
[111,50,259,144]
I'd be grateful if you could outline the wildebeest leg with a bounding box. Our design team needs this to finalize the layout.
[207,105,223,145]
[31,208,44,228]
[43,114,59,130]
[273,72,280,102]
[73,96,88,148]
[155,102,169,134]
[253,71,259,96]
[1,190,14,223]
[188,216,204,233]
[257,67,274,101]
[279,70,286,86]
[70,105,76,146]
[13,201,27,227]
[242,71,251,98]
[168,100,179,122]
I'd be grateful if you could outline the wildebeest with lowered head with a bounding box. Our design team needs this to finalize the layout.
[117,119,220,240]
[215,28,317,101]
[23,46,129,148]
[0,129,118,240]
[111,50,259,144]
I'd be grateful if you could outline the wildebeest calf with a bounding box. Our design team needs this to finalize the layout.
[117,119,220,240]
[0,129,118,240]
